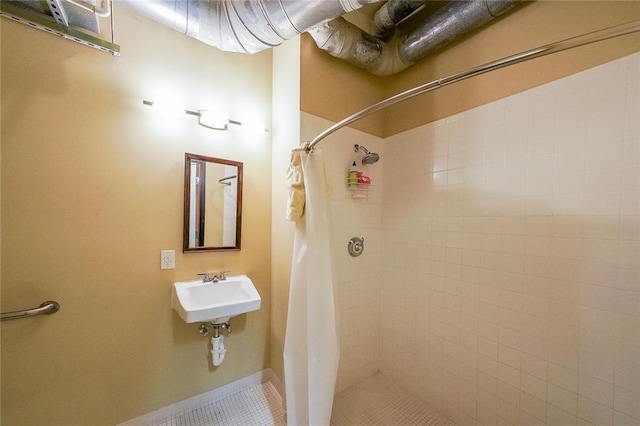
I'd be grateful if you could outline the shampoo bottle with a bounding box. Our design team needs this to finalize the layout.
[348,161,358,188]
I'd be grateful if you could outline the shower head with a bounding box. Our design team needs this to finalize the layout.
[353,144,380,165]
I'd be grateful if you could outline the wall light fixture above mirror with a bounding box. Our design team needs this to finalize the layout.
[184,153,243,252]
[143,100,269,132]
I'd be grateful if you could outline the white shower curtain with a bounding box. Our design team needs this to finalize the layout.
[284,149,339,426]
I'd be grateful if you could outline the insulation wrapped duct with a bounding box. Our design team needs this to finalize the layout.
[372,0,429,40]
[121,0,382,54]
[307,17,410,75]
[309,0,519,75]
[123,0,520,75]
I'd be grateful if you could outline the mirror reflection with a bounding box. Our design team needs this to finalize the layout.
[184,153,243,252]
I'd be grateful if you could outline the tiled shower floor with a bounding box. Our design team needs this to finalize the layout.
[331,374,456,426]
[151,374,453,426]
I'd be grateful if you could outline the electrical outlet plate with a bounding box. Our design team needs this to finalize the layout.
[161,250,175,269]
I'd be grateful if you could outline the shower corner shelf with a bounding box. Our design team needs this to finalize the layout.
[347,185,372,199]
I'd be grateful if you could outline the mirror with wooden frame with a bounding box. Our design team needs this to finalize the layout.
[183,153,243,252]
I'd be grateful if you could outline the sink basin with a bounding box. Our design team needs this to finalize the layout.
[171,274,261,324]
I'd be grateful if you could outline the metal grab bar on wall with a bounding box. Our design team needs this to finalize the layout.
[1,301,60,321]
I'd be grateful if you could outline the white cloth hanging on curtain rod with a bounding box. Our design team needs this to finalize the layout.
[284,149,340,426]
[286,149,306,221]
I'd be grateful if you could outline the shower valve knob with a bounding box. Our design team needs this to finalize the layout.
[348,237,365,257]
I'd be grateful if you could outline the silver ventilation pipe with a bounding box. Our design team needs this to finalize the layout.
[120,0,382,54]
[306,19,640,151]
[307,17,409,75]
[373,0,429,40]
[401,0,517,63]
[309,0,520,75]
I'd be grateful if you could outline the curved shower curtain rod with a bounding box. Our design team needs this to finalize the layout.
[304,20,640,152]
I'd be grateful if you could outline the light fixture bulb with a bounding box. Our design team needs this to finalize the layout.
[143,100,266,133]
[198,110,229,130]
[241,120,269,133]
[142,99,185,115]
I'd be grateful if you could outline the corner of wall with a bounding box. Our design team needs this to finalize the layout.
[300,34,386,138]
[271,36,302,381]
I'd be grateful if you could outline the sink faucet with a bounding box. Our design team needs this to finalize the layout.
[197,272,216,283]
[216,270,230,281]
[197,271,230,283]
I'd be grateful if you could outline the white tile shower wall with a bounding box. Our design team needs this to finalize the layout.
[381,52,639,426]
[301,112,384,393]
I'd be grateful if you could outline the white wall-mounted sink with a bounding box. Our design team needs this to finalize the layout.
[171,274,261,324]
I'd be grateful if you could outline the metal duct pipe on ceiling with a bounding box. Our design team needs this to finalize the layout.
[120,0,382,54]
[400,0,517,63]
[373,0,429,40]
[307,17,409,75]
[305,19,640,150]
[309,0,520,75]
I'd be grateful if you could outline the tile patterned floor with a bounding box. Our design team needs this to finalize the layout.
[149,374,454,426]
[331,374,456,426]
[151,381,286,426]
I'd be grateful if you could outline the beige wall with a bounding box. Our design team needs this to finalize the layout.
[300,33,387,138]
[384,0,640,136]
[0,17,3,419]
[301,1,640,138]
[270,38,301,382]
[1,6,272,425]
